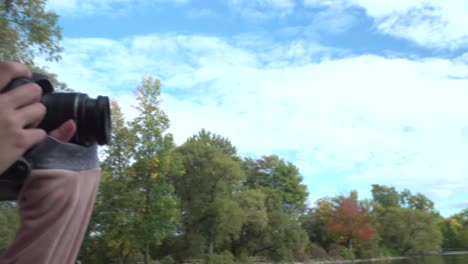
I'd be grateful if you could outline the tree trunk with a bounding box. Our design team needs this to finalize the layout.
[118,243,125,264]
[144,243,150,264]
[349,237,353,251]
[209,239,214,255]
[143,174,151,264]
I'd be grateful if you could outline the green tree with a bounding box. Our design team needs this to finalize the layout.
[374,207,442,254]
[371,185,442,255]
[440,209,468,249]
[173,131,245,258]
[452,208,468,226]
[130,77,182,264]
[239,155,309,262]
[243,155,308,217]
[237,187,309,262]
[0,0,62,64]
[439,217,463,248]
[186,129,238,158]
[79,100,140,264]
[0,1,69,91]
[230,189,268,257]
[457,228,468,249]
[101,100,136,175]
[400,189,435,211]
[302,198,337,250]
[371,184,400,209]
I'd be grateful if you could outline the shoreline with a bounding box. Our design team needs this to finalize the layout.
[306,256,406,264]
[297,251,468,264]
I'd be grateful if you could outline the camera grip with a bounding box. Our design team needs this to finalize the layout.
[1,77,31,93]
[1,73,53,94]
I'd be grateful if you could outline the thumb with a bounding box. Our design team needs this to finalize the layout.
[48,120,77,142]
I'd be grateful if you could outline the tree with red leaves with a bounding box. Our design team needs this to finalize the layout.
[325,197,376,251]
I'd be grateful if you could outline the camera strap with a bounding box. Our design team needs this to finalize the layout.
[0,157,31,201]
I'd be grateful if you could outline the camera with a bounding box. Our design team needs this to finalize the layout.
[0,73,111,201]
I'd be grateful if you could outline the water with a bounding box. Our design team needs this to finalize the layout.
[364,252,468,264]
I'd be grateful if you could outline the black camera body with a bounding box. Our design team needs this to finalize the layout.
[0,73,111,201]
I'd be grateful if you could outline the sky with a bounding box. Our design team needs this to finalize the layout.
[38,0,468,217]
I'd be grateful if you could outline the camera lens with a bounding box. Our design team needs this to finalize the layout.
[39,93,111,146]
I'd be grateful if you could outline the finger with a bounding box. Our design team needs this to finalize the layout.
[48,120,77,142]
[17,102,46,128]
[22,128,47,148]
[0,61,32,91]
[5,83,43,109]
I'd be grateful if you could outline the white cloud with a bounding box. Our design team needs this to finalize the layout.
[35,33,468,214]
[47,0,189,16]
[304,0,468,50]
[228,0,296,19]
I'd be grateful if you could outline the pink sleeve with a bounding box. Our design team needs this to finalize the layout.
[0,168,100,264]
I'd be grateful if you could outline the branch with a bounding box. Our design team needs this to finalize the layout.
[253,245,274,255]
[1,17,28,29]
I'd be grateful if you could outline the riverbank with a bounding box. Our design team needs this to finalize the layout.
[254,256,407,264]
[307,256,406,264]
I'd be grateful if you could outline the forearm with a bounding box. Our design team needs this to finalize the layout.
[0,137,100,264]
[0,169,100,264]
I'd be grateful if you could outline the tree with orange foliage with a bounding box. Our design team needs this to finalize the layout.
[325,197,375,251]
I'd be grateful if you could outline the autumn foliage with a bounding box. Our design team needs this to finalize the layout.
[325,198,376,250]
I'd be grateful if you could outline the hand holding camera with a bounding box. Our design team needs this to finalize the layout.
[0,61,110,263]
[0,61,47,176]
[0,61,111,201]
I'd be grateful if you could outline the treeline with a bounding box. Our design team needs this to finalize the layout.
[1,2,468,263]
[2,78,468,263]
[66,79,468,263]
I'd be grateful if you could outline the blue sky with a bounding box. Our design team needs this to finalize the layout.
[40,0,468,217]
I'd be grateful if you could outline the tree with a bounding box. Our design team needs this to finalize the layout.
[0,0,62,64]
[377,207,442,254]
[186,129,238,158]
[230,189,268,257]
[371,184,400,209]
[234,187,309,262]
[129,77,182,264]
[102,100,136,176]
[302,198,336,250]
[79,101,140,264]
[325,196,376,251]
[439,208,468,249]
[243,155,308,217]
[370,185,442,255]
[0,1,69,92]
[400,189,435,212]
[239,155,309,262]
[173,131,245,258]
[439,217,463,248]
[452,208,468,225]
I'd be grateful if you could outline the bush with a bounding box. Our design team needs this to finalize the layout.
[327,244,355,260]
[355,240,391,259]
[308,243,329,259]
[203,251,236,264]
[328,244,343,259]
[160,255,175,264]
[237,255,254,264]
[339,246,355,260]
